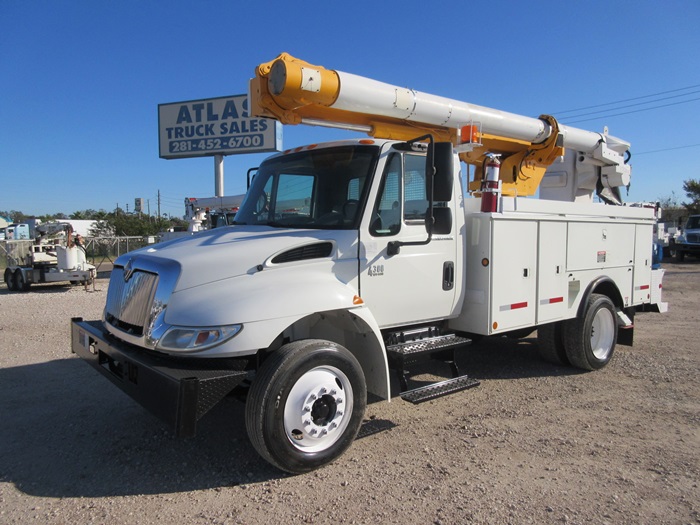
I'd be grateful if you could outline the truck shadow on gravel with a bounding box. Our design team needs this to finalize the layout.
[0,358,281,498]
[0,340,576,498]
[455,336,581,381]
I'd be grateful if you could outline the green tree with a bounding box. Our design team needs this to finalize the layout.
[682,179,700,214]
[658,191,685,226]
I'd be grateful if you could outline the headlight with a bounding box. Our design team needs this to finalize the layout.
[157,324,242,352]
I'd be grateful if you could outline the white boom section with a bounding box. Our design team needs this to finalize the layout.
[319,70,628,156]
[252,53,632,199]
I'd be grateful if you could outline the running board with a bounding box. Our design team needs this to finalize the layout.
[401,375,480,404]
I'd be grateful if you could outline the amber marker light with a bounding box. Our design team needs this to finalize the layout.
[481,258,490,267]
[353,295,364,305]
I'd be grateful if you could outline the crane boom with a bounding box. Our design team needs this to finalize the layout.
[250,53,631,199]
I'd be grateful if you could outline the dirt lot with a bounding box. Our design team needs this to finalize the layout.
[1,262,698,525]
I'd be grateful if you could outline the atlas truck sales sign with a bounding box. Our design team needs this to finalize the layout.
[158,95,282,159]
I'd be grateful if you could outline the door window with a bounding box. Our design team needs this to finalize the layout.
[370,153,428,236]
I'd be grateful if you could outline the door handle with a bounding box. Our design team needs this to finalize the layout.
[443,261,454,291]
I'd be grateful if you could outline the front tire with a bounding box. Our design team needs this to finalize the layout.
[245,339,367,474]
[564,294,617,370]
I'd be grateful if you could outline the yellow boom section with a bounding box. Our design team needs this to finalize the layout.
[250,53,566,196]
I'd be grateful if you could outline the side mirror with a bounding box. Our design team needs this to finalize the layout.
[432,142,454,202]
[432,207,452,235]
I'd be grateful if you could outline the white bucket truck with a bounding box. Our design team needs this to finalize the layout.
[71,54,666,473]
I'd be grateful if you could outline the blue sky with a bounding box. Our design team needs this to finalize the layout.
[2,0,699,219]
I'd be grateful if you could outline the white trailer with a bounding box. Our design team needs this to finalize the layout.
[71,54,666,473]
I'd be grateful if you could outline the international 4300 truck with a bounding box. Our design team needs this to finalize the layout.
[71,54,666,473]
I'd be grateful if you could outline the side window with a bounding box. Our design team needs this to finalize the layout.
[403,154,428,222]
[347,178,360,200]
[276,174,314,218]
[370,154,402,236]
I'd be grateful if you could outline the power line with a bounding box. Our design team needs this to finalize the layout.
[634,143,700,156]
[562,96,700,124]
[554,83,700,116]
[557,90,700,120]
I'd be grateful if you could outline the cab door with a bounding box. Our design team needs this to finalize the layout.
[359,150,458,327]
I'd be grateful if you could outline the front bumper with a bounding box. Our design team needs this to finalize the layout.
[71,318,248,437]
[676,243,700,254]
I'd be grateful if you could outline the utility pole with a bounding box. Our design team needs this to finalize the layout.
[158,190,162,219]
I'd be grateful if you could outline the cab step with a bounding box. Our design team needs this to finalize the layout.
[386,333,471,392]
[401,375,480,404]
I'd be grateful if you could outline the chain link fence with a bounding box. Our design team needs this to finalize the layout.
[1,236,150,275]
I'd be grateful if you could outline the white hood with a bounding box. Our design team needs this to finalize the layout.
[121,226,355,292]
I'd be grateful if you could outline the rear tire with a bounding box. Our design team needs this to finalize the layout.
[245,339,366,474]
[15,270,30,292]
[4,269,15,291]
[564,294,617,370]
[537,322,569,366]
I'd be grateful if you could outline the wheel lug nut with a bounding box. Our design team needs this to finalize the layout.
[336,398,343,404]
[303,406,311,412]
[319,387,327,394]
[308,394,317,401]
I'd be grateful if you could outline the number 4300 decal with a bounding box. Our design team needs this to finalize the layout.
[368,265,385,277]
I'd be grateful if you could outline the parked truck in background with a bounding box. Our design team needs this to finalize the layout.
[4,222,95,291]
[184,194,247,229]
[71,53,667,473]
[674,215,700,261]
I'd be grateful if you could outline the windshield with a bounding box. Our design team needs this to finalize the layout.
[686,216,700,230]
[235,145,379,229]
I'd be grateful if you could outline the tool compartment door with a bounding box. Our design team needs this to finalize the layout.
[537,221,568,323]
[490,219,537,332]
[633,223,653,303]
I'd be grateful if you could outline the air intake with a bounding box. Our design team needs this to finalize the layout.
[271,242,333,264]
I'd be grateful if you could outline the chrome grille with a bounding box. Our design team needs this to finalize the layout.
[105,267,159,334]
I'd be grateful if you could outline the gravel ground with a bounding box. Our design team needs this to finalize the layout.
[0,262,698,524]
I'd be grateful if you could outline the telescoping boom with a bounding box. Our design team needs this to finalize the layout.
[250,53,631,198]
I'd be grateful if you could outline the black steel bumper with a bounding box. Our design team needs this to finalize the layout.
[676,243,700,254]
[71,318,248,438]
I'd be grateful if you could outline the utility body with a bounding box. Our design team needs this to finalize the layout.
[71,54,666,473]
